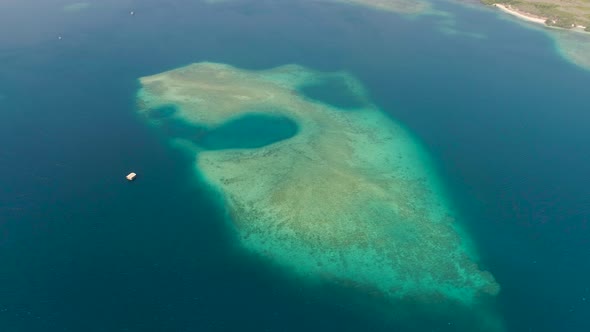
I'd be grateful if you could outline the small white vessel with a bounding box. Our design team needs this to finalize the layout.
[126,172,137,181]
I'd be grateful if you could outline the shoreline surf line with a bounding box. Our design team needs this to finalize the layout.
[492,3,588,31]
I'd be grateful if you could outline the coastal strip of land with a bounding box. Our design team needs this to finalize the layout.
[484,1,590,31]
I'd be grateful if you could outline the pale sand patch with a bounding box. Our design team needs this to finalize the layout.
[331,0,431,14]
[63,2,91,12]
[203,0,234,4]
[553,30,590,70]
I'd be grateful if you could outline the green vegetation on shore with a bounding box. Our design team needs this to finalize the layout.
[482,0,590,30]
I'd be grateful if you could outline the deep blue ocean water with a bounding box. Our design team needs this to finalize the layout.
[1,0,590,331]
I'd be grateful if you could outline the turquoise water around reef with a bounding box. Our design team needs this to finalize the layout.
[1,1,590,332]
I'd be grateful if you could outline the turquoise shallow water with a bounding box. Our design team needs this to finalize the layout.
[1,0,590,331]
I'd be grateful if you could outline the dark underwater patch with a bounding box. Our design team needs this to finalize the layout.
[199,113,299,150]
[146,105,177,119]
[299,78,365,110]
[159,112,298,150]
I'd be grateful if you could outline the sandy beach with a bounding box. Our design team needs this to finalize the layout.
[493,4,547,25]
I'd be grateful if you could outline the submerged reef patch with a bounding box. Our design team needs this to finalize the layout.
[204,0,434,15]
[328,0,431,14]
[137,62,503,330]
[63,2,91,12]
[552,30,590,71]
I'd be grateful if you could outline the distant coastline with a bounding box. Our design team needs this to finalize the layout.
[489,3,589,33]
